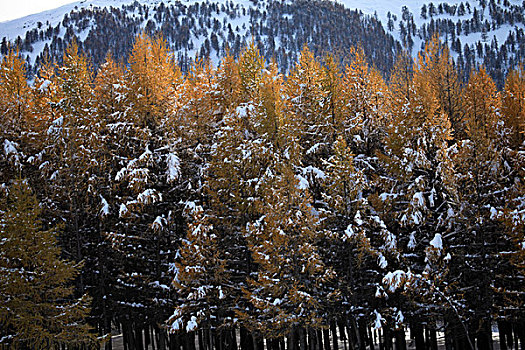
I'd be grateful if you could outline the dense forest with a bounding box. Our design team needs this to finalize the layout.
[1,33,524,350]
[0,0,400,79]
[2,0,525,88]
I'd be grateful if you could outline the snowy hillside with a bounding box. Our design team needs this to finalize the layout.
[0,0,524,84]
[0,0,400,75]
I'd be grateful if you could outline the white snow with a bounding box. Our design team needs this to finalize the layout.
[408,232,416,250]
[302,166,326,180]
[354,210,363,226]
[151,216,166,232]
[137,188,162,205]
[99,195,110,217]
[296,174,309,190]
[429,233,443,249]
[119,203,128,217]
[490,206,498,220]
[186,315,198,331]
[377,253,388,269]
[3,139,18,158]
[373,310,384,330]
[413,191,425,207]
[166,152,181,183]
[382,270,406,293]
[396,309,404,325]
[344,224,355,239]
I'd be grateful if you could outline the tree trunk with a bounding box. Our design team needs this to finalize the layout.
[309,328,317,350]
[232,329,239,350]
[383,327,392,350]
[288,332,294,350]
[515,320,525,350]
[124,321,135,350]
[198,329,205,350]
[136,325,144,350]
[444,316,454,350]
[240,328,253,350]
[498,320,509,350]
[168,333,177,350]
[253,334,261,350]
[151,326,157,350]
[156,326,166,350]
[476,319,493,350]
[347,321,356,350]
[300,328,307,350]
[144,325,151,350]
[394,329,406,350]
[330,321,338,350]
[188,332,196,350]
[357,320,367,350]
[368,326,375,350]
[338,321,347,350]
[411,322,425,350]
[427,327,438,350]
[322,328,331,350]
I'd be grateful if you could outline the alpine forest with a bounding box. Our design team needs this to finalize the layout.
[0,33,524,350]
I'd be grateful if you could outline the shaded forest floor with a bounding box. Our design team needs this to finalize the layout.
[105,330,504,350]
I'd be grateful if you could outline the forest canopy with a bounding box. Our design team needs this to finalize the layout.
[0,34,524,350]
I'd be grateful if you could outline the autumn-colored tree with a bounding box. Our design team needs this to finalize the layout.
[202,45,278,348]
[0,49,31,134]
[127,33,178,128]
[502,65,525,148]
[421,35,464,138]
[285,46,332,169]
[500,66,525,327]
[341,46,389,151]
[40,40,101,293]
[367,39,459,346]
[0,49,32,183]
[453,67,518,350]
[167,205,229,350]
[242,162,336,344]
[216,51,242,114]
[0,180,98,349]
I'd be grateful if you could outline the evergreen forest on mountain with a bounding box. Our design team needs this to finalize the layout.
[0,32,524,350]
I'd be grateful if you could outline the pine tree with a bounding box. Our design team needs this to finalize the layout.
[216,51,242,114]
[0,49,31,136]
[0,180,98,349]
[40,40,102,298]
[502,65,525,148]
[453,67,516,349]
[104,33,181,348]
[500,66,525,315]
[241,162,336,341]
[0,49,32,184]
[167,205,229,346]
[341,46,389,151]
[370,39,458,341]
[202,44,277,347]
[285,45,331,170]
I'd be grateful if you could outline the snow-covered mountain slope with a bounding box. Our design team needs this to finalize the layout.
[336,0,525,83]
[0,0,400,75]
[0,0,523,85]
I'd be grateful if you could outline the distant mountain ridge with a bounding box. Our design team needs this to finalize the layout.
[0,0,401,76]
[0,0,524,85]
